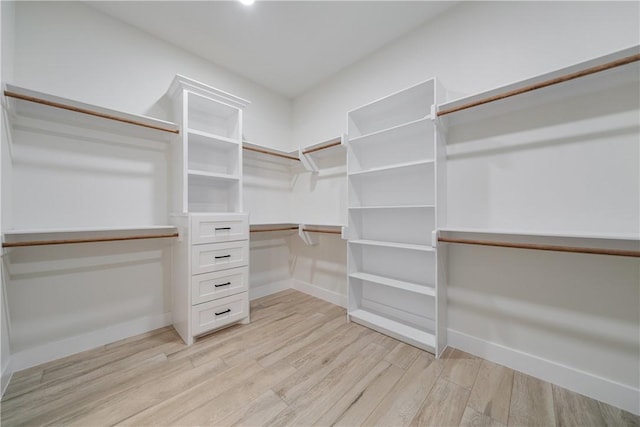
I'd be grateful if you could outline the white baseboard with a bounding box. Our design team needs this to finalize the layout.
[1,358,14,397]
[448,329,640,416]
[293,280,347,308]
[9,312,173,374]
[249,279,292,301]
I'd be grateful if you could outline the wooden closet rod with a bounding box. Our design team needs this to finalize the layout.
[4,91,180,134]
[302,228,342,235]
[438,237,640,258]
[2,232,179,248]
[250,227,299,233]
[242,145,300,161]
[302,138,342,155]
[437,53,640,117]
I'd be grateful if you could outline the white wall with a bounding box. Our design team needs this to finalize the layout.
[3,1,292,371]
[290,0,640,414]
[12,1,291,151]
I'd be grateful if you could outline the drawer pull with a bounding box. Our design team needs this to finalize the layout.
[215,282,231,288]
[215,227,231,231]
[215,255,231,259]
[215,309,231,316]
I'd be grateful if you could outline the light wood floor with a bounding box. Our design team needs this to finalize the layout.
[1,290,637,426]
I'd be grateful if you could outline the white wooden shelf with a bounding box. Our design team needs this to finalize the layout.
[301,137,344,156]
[349,239,435,252]
[438,46,640,127]
[4,84,179,143]
[349,309,435,352]
[348,79,436,138]
[188,129,239,147]
[242,141,299,163]
[348,204,435,210]
[2,225,178,248]
[349,116,433,144]
[349,272,435,297]
[348,159,434,177]
[439,228,640,257]
[188,170,240,183]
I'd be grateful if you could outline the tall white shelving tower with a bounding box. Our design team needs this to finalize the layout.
[168,75,252,345]
[345,78,447,356]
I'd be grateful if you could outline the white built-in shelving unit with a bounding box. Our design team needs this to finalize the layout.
[1,84,180,247]
[168,75,251,345]
[346,78,446,355]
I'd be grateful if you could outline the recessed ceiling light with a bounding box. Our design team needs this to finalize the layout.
[238,0,255,5]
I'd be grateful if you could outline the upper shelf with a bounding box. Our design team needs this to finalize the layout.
[3,84,179,143]
[437,45,640,127]
[242,141,300,164]
[2,225,179,248]
[438,228,640,258]
[348,78,436,138]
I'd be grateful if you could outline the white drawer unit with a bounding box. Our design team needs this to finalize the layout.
[191,292,249,336]
[191,240,249,275]
[191,213,249,244]
[171,212,250,346]
[191,266,248,305]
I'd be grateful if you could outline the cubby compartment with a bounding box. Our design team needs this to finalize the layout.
[186,91,240,140]
[348,242,436,289]
[348,162,434,207]
[348,279,435,351]
[187,131,240,176]
[347,79,435,138]
[348,206,435,245]
[188,178,240,213]
[348,118,434,173]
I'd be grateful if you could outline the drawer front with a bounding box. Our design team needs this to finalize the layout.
[191,240,249,275]
[191,214,248,244]
[191,293,248,336]
[191,267,248,305]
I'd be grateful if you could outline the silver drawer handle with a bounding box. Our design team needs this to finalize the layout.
[215,282,231,288]
[215,255,231,259]
[215,309,231,316]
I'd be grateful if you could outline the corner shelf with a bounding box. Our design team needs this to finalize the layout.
[242,141,300,163]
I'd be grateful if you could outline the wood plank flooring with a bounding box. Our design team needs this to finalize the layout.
[1,290,637,426]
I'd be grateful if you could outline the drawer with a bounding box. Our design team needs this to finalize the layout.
[191,240,249,275]
[191,292,248,336]
[191,267,248,305]
[191,214,248,244]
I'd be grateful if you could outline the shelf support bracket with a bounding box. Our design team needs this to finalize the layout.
[298,224,319,246]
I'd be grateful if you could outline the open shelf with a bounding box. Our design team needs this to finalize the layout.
[438,46,640,127]
[4,84,179,143]
[349,239,434,252]
[347,79,436,138]
[349,272,435,297]
[348,159,434,177]
[242,141,299,163]
[187,129,239,147]
[186,91,240,141]
[439,228,640,257]
[348,206,435,246]
[349,309,435,352]
[188,170,240,183]
[2,225,178,247]
[348,204,435,210]
[301,137,344,157]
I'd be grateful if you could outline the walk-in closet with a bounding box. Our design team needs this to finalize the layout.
[0,1,638,425]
